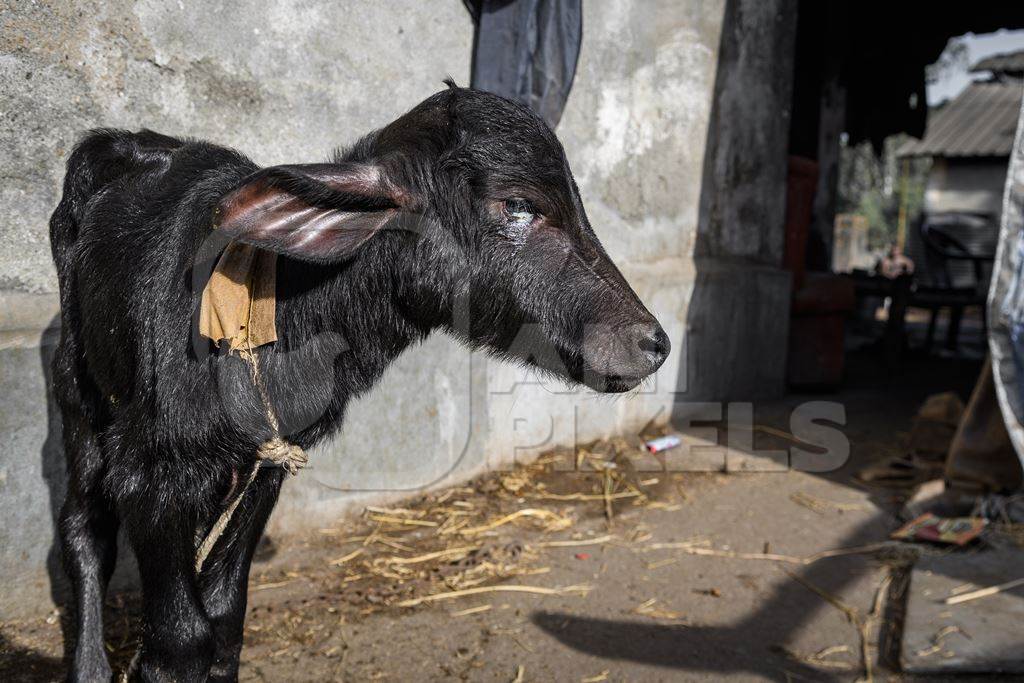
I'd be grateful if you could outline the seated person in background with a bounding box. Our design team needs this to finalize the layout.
[878,242,915,279]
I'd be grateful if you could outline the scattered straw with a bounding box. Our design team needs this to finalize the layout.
[449,604,492,617]
[380,546,480,566]
[650,542,891,566]
[529,491,642,502]
[397,584,593,607]
[365,514,438,527]
[374,537,417,552]
[329,548,364,566]
[806,645,855,670]
[453,509,573,537]
[858,572,892,683]
[534,534,615,548]
[306,434,692,617]
[645,538,710,550]
[250,579,293,592]
[790,491,870,514]
[785,570,859,623]
[944,576,1024,605]
[632,598,685,621]
[785,569,892,683]
[915,625,968,658]
[365,506,421,516]
[776,644,856,671]
[603,468,615,520]
[581,671,610,682]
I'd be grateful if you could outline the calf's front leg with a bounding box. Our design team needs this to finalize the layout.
[123,500,215,681]
[199,466,284,682]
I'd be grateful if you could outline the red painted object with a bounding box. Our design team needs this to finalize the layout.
[782,155,854,388]
[782,156,819,291]
[788,272,855,387]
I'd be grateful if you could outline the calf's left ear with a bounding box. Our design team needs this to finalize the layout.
[215,163,408,263]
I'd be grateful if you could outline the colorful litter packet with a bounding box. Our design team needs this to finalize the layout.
[891,512,987,546]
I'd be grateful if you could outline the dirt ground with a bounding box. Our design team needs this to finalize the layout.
[0,348,1003,682]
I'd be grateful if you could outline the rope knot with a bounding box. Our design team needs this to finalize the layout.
[257,437,308,476]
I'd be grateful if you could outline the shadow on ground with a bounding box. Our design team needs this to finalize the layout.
[533,516,891,681]
[0,634,64,683]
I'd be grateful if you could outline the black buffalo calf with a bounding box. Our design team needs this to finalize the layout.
[50,82,669,681]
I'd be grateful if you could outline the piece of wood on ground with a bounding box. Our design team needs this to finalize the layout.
[901,547,1024,674]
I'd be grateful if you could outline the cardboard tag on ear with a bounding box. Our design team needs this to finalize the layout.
[199,242,278,351]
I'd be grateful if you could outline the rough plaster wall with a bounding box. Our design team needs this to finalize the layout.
[0,0,471,293]
[558,0,721,264]
[0,0,723,289]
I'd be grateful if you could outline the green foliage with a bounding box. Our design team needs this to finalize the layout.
[838,135,929,249]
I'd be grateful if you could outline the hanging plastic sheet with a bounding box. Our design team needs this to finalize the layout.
[988,89,1024,474]
[465,0,582,129]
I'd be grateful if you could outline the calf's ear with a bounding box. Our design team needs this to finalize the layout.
[215,163,407,262]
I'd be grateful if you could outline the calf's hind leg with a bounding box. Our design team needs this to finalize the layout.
[55,362,120,680]
[59,456,120,683]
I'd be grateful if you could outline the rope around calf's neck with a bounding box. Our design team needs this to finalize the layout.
[194,345,307,573]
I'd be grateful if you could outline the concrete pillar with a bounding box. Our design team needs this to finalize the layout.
[812,69,846,269]
[678,0,798,404]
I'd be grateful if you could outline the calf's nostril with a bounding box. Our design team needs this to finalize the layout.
[637,335,659,355]
[636,326,670,368]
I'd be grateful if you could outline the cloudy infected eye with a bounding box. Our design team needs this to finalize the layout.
[503,198,537,226]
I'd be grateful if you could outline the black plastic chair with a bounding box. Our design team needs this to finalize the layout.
[912,214,995,352]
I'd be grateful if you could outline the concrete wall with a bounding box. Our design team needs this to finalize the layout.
[0,0,798,617]
[925,157,1009,219]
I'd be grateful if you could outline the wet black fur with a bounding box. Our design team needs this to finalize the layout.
[50,84,667,681]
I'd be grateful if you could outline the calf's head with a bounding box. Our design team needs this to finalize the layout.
[217,82,669,393]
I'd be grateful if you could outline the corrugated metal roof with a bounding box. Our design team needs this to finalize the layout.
[971,49,1024,75]
[897,79,1023,158]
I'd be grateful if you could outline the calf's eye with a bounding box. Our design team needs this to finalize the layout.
[503,198,537,225]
